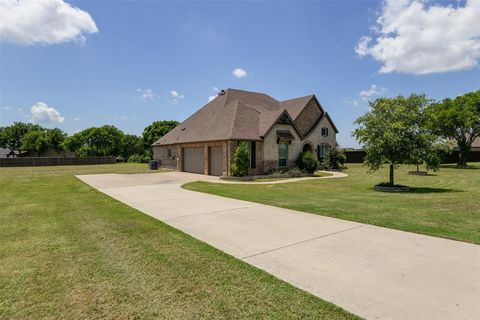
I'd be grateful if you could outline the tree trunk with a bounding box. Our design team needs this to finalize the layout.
[416,164,420,172]
[389,164,395,186]
[458,143,470,166]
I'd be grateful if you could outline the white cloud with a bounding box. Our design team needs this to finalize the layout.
[343,97,359,107]
[136,88,158,101]
[0,0,98,45]
[72,117,80,121]
[344,84,387,107]
[3,106,12,110]
[356,0,480,74]
[232,68,248,78]
[170,90,184,99]
[169,90,184,104]
[113,115,129,121]
[359,84,386,101]
[207,86,220,102]
[30,102,65,124]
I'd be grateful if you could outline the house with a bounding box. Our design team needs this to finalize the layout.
[453,136,480,152]
[471,137,480,151]
[0,148,9,158]
[153,88,338,176]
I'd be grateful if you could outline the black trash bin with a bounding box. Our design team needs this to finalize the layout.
[149,160,159,170]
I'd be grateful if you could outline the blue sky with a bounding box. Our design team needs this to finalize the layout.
[1,0,479,147]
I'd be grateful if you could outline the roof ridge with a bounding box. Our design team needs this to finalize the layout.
[225,88,280,103]
[280,94,314,103]
[227,100,240,139]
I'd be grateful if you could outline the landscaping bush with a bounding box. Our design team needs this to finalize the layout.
[287,168,303,177]
[231,142,250,176]
[298,151,318,173]
[127,153,151,163]
[322,146,346,170]
[268,169,287,177]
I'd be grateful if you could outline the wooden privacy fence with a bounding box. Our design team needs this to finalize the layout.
[0,156,116,167]
[344,150,480,164]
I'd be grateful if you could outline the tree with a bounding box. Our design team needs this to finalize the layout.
[46,128,67,152]
[231,142,250,176]
[0,122,44,157]
[119,134,144,160]
[323,146,346,170]
[425,90,480,166]
[142,120,179,148]
[353,94,439,186]
[63,125,124,157]
[297,151,319,173]
[21,130,49,156]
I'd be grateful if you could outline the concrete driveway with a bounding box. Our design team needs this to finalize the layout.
[77,171,480,320]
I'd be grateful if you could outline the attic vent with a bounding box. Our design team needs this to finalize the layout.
[181,128,186,131]
[218,90,226,96]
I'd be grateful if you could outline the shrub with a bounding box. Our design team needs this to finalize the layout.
[287,168,303,177]
[127,153,151,163]
[298,151,318,173]
[296,152,305,170]
[231,142,250,176]
[322,146,346,170]
[268,169,286,177]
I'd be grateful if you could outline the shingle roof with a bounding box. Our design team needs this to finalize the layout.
[472,137,480,148]
[154,88,335,145]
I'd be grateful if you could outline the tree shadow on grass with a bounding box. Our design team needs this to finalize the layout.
[440,164,479,170]
[407,187,463,194]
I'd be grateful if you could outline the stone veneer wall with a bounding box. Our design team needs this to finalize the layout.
[262,115,337,172]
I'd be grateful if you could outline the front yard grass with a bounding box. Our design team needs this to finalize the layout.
[184,163,480,244]
[0,163,358,319]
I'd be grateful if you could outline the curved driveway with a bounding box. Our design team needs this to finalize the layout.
[77,171,480,320]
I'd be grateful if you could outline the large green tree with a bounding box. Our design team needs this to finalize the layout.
[142,120,179,148]
[46,128,67,152]
[21,131,50,156]
[353,94,440,186]
[0,122,44,157]
[119,134,145,160]
[425,90,480,166]
[63,125,124,157]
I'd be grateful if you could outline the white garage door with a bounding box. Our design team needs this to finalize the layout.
[209,146,223,176]
[183,147,204,174]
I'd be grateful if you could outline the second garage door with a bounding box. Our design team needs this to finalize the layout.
[183,147,204,174]
[209,146,223,176]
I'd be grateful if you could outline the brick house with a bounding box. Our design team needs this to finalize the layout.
[153,88,338,176]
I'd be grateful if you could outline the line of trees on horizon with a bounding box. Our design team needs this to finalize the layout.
[0,120,179,162]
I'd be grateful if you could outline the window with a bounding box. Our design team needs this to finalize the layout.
[321,127,329,137]
[167,147,172,159]
[318,145,329,161]
[278,142,288,167]
[250,141,256,169]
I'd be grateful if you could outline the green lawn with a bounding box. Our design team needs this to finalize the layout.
[184,163,480,245]
[0,163,358,319]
